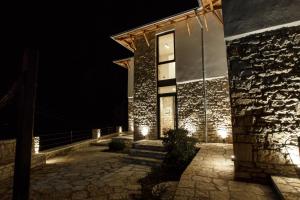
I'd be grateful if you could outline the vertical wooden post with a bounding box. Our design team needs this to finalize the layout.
[13,48,39,200]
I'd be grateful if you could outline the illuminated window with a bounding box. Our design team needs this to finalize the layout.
[157,31,177,138]
[158,86,176,94]
[158,33,175,63]
[158,62,176,80]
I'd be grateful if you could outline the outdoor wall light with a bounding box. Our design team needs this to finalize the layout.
[118,126,123,133]
[218,127,228,142]
[141,126,149,136]
[231,155,235,161]
[286,144,300,167]
[184,123,196,137]
[34,136,40,154]
[97,129,101,139]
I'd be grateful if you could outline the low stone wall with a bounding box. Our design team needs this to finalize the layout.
[226,25,300,181]
[42,139,97,159]
[0,154,46,181]
[0,140,16,164]
[177,77,232,143]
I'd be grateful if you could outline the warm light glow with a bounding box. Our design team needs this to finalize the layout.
[286,145,300,166]
[231,155,235,161]
[97,129,101,139]
[184,123,196,137]
[164,43,170,49]
[218,127,228,139]
[118,126,123,133]
[34,137,40,154]
[141,126,149,136]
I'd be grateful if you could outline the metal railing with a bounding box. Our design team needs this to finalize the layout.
[38,129,92,151]
[37,126,121,151]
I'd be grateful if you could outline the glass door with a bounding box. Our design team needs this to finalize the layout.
[159,96,176,137]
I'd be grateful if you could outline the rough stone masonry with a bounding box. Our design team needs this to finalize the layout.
[133,28,232,142]
[177,77,232,143]
[133,32,157,140]
[226,25,300,182]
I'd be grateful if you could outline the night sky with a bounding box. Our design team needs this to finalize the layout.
[0,1,198,138]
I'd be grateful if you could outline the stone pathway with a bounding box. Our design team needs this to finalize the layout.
[0,146,151,200]
[272,176,300,200]
[174,144,278,200]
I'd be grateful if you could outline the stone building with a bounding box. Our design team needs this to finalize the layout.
[112,8,232,143]
[223,0,300,182]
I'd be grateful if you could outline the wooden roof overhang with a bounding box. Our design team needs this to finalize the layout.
[113,57,133,69]
[111,0,222,52]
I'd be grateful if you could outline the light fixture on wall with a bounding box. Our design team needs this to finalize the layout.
[97,129,101,139]
[34,137,40,154]
[286,144,300,167]
[218,127,228,143]
[141,126,149,137]
[231,155,235,161]
[184,123,196,137]
[164,43,170,49]
[118,126,123,133]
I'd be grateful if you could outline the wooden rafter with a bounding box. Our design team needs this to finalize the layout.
[186,19,191,36]
[212,10,223,25]
[203,14,209,31]
[112,0,223,52]
[130,36,137,51]
[143,32,150,47]
[113,58,133,69]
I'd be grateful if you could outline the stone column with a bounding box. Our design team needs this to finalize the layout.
[226,26,300,181]
[133,32,157,140]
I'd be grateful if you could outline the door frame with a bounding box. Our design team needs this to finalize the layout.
[157,92,178,139]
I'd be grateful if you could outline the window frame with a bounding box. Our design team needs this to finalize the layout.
[156,31,178,138]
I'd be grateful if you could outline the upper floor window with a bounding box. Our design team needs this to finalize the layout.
[157,32,175,81]
[158,32,175,63]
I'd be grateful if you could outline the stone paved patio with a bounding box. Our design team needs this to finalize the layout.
[0,146,151,200]
[272,176,300,200]
[174,144,278,200]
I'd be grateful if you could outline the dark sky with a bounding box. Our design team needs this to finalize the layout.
[0,1,198,137]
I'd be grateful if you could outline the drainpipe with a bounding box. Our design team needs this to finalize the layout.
[201,27,208,143]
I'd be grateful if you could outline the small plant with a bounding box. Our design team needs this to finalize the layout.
[162,128,198,173]
[108,139,125,151]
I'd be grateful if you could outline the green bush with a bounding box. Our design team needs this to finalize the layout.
[109,139,125,151]
[162,128,198,172]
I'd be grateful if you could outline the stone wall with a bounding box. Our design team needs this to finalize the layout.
[0,139,15,164]
[128,97,134,132]
[133,32,157,140]
[177,77,232,143]
[206,77,233,143]
[226,26,300,181]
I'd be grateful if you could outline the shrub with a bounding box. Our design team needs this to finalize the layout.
[162,128,198,173]
[108,139,125,151]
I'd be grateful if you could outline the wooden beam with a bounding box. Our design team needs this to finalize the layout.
[13,48,39,200]
[195,11,203,29]
[143,32,150,47]
[125,61,130,70]
[203,14,209,31]
[213,10,223,25]
[130,37,137,51]
[208,0,214,11]
[186,20,191,36]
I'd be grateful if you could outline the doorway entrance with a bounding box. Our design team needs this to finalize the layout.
[159,95,176,137]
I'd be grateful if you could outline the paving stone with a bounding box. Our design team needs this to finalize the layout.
[174,144,278,200]
[0,146,151,200]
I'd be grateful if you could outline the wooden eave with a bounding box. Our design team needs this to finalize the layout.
[111,0,222,52]
[113,57,133,69]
